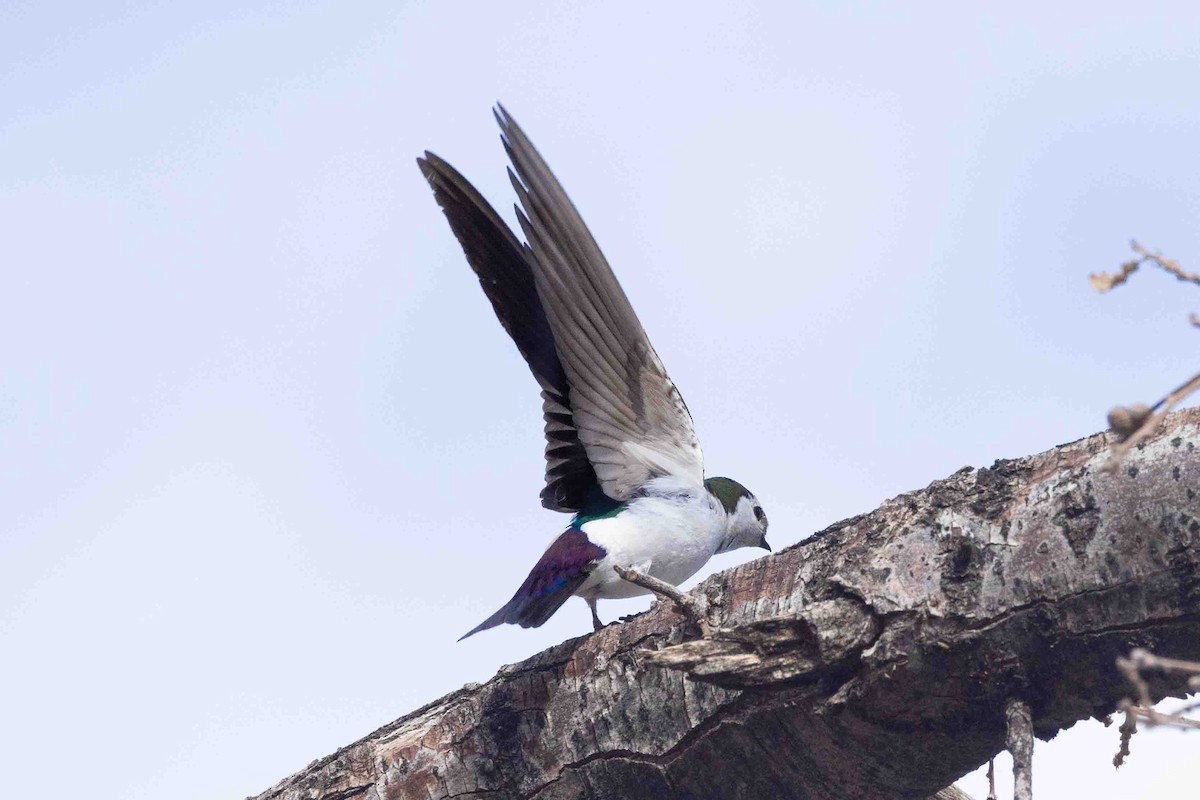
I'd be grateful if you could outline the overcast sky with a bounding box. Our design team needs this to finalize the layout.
[3,3,1200,799]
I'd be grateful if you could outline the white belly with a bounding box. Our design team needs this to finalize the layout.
[574,490,726,600]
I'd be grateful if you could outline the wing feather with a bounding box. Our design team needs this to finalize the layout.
[495,106,704,499]
[419,107,706,507]
[417,152,597,511]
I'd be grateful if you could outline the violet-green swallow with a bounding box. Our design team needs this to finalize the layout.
[418,106,770,639]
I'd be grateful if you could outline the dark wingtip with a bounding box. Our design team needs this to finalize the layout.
[417,151,448,183]
[494,103,523,149]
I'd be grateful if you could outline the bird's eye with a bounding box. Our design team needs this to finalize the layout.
[754,506,765,523]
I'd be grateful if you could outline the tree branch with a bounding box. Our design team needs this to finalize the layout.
[251,408,1200,800]
[612,564,711,635]
[1005,699,1033,800]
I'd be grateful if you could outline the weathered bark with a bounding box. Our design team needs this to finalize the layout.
[251,409,1200,800]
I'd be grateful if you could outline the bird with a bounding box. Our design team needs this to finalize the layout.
[417,106,770,640]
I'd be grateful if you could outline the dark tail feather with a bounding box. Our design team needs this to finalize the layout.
[458,594,535,642]
[457,573,588,641]
[458,528,605,641]
[458,600,517,641]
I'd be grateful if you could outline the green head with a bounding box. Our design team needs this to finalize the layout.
[705,477,770,553]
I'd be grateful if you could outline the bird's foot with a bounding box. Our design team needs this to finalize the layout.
[612,565,711,636]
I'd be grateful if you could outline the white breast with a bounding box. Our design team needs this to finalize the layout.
[574,478,727,600]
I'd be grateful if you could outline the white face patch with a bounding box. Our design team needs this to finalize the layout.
[721,495,768,551]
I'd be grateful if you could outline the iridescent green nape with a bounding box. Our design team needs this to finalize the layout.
[704,477,751,514]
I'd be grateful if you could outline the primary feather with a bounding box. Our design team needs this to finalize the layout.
[495,105,705,500]
[419,107,705,506]
[417,152,596,511]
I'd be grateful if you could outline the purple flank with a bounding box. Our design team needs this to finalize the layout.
[458,528,606,640]
[522,529,606,597]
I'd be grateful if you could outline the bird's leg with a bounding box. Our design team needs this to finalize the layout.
[587,597,603,632]
[612,565,710,635]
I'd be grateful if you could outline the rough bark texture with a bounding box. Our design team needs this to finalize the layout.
[251,409,1200,800]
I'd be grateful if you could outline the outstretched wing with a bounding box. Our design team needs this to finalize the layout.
[417,152,597,511]
[495,106,704,500]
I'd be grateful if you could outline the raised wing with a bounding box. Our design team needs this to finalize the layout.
[417,152,597,511]
[495,106,705,499]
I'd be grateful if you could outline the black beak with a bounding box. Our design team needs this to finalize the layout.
[760,536,771,552]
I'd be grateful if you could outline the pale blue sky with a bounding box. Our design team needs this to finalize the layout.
[3,3,1199,799]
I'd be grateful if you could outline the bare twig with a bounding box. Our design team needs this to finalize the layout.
[1116,653,1154,707]
[1089,259,1139,292]
[1102,372,1200,472]
[1105,402,1154,441]
[1090,240,1200,292]
[1114,647,1200,762]
[613,565,711,635]
[1121,700,1200,730]
[1112,710,1137,768]
[1130,240,1200,286]
[1116,649,1200,726]
[1131,648,1200,675]
[985,758,996,800]
[1093,242,1200,470]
